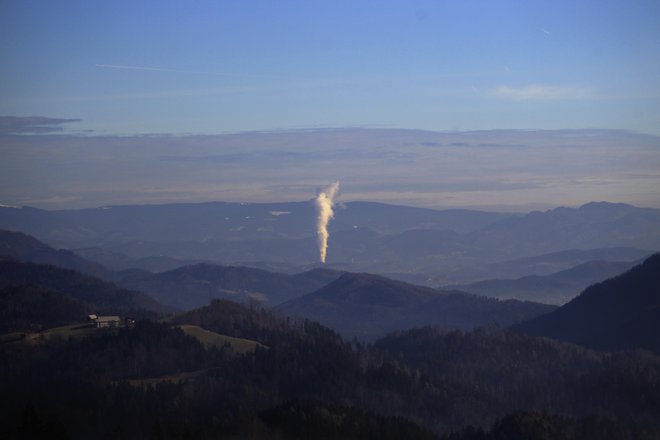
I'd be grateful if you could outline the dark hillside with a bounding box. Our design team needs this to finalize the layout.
[442,411,660,440]
[515,253,660,353]
[374,325,660,431]
[280,272,555,339]
[0,285,88,332]
[0,230,109,278]
[0,259,168,317]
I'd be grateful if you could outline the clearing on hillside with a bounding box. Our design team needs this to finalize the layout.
[178,324,266,353]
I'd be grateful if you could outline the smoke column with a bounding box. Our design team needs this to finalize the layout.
[315,181,340,263]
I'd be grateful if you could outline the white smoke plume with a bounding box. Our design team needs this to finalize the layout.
[315,181,340,263]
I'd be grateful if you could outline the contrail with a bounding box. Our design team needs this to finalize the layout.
[94,63,293,80]
[95,64,206,74]
[315,181,340,264]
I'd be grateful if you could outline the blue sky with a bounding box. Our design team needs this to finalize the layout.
[1,0,659,135]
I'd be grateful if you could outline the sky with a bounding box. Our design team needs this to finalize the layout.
[1,0,659,135]
[0,1,659,211]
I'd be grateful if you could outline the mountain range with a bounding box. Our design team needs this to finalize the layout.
[0,229,556,338]
[2,201,657,289]
[0,200,510,247]
[1,227,653,337]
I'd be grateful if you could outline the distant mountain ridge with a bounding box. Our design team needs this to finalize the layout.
[450,259,639,304]
[2,201,659,311]
[279,272,556,339]
[0,200,511,248]
[117,263,344,310]
[452,247,652,281]
[0,230,110,278]
[2,201,657,285]
[514,253,660,354]
[468,202,660,260]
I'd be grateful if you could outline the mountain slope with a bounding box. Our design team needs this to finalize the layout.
[514,253,660,353]
[0,258,168,316]
[0,229,110,278]
[0,284,89,332]
[279,272,556,339]
[452,259,638,304]
[72,246,203,273]
[117,263,344,310]
[449,275,571,305]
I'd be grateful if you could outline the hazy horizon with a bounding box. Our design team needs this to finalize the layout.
[2,2,659,211]
[1,126,659,212]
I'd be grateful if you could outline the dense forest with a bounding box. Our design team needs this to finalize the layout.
[2,297,659,439]
[0,258,168,319]
[0,284,88,333]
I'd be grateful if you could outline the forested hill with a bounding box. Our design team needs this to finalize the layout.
[0,285,89,333]
[514,253,660,354]
[117,263,343,310]
[3,292,660,438]
[172,299,660,434]
[373,325,660,432]
[279,272,556,339]
[0,258,169,323]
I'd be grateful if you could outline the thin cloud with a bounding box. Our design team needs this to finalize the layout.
[17,195,81,205]
[95,64,207,74]
[489,85,593,101]
[94,63,294,81]
[60,85,267,102]
[51,77,352,103]
[0,116,81,134]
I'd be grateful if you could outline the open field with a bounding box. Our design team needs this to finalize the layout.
[0,323,114,348]
[121,369,207,387]
[178,324,266,353]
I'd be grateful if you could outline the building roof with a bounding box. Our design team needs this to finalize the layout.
[96,316,121,322]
